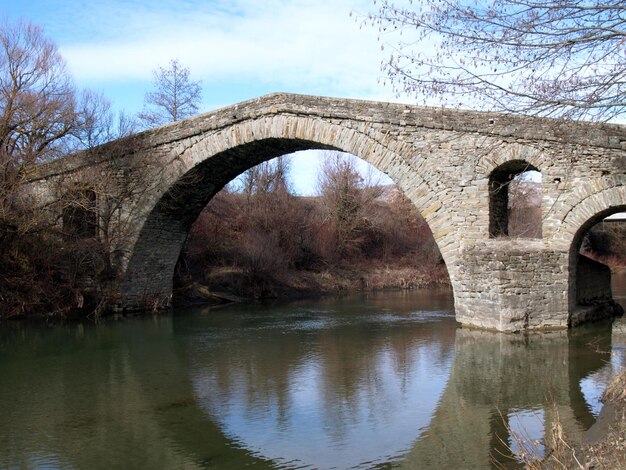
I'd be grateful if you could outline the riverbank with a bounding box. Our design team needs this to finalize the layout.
[515,317,625,469]
[580,369,625,469]
[174,262,450,306]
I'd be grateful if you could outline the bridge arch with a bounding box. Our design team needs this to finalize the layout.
[554,181,626,245]
[558,184,626,324]
[120,115,451,309]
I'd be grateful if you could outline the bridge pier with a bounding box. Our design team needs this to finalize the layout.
[454,240,571,331]
[119,219,188,312]
[453,240,621,331]
[120,271,175,312]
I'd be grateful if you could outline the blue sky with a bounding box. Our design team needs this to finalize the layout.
[2,0,394,109]
[3,0,399,193]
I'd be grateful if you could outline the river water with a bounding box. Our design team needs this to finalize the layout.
[0,288,624,469]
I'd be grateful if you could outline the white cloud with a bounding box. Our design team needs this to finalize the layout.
[60,0,393,101]
[8,0,411,195]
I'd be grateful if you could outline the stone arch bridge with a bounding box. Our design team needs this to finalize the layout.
[31,93,626,332]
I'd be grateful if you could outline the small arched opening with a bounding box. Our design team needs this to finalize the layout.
[489,160,542,238]
[62,186,97,239]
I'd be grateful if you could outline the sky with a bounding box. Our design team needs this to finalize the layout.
[2,0,403,193]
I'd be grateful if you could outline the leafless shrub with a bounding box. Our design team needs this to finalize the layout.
[178,154,448,300]
[492,371,626,469]
[316,152,383,259]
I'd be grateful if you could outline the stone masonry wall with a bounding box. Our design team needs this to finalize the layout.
[456,240,569,331]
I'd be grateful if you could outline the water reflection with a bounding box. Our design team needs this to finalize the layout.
[0,290,620,469]
[401,325,613,469]
[186,296,455,468]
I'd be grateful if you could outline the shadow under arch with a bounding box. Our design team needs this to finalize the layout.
[565,195,626,326]
[120,117,452,310]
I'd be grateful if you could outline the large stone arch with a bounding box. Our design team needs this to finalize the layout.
[120,115,452,310]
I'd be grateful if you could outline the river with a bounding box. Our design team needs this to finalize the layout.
[0,287,624,469]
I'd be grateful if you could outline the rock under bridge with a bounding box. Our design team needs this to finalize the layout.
[30,93,626,332]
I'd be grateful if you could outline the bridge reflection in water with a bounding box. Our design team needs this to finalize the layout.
[0,291,620,469]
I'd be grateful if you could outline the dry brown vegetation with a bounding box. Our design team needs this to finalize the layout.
[0,20,111,318]
[0,19,143,319]
[175,155,448,304]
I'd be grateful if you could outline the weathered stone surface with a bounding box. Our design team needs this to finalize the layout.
[27,93,626,331]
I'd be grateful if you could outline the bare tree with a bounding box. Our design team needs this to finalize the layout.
[238,156,291,203]
[0,19,138,317]
[0,19,90,251]
[0,20,78,190]
[317,152,382,258]
[368,1,626,121]
[0,20,117,192]
[508,173,542,238]
[74,90,139,149]
[138,59,202,127]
